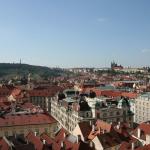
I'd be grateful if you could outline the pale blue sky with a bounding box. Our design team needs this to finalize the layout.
[0,0,150,68]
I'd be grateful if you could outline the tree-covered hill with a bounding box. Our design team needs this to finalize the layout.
[0,63,66,79]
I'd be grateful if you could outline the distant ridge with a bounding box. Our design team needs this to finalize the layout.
[0,63,65,79]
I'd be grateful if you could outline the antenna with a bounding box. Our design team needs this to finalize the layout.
[20,59,22,64]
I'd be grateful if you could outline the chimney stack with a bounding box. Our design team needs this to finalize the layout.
[90,121,92,126]
[137,128,141,138]
[131,142,134,150]
[61,141,64,148]
[34,132,37,136]
[89,141,94,148]
[43,140,46,145]
[92,125,95,132]
[63,133,66,138]
[76,136,78,143]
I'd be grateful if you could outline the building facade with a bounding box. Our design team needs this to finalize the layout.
[0,113,58,138]
[51,95,93,133]
[134,92,150,123]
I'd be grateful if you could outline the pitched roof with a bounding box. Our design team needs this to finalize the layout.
[121,92,138,99]
[119,136,139,150]
[29,85,63,97]
[97,131,128,149]
[26,132,43,150]
[72,141,94,150]
[11,88,22,98]
[55,128,68,142]
[135,144,150,150]
[78,122,92,140]
[0,113,57,127]
[0,138,9,150]
[139,123,150,134]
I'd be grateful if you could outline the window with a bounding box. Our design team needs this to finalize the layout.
[103,113,107,117]
[35,129,39,135]
[12,131,16,136]
[4,131,8,136]
[109,112,113,116]
[129,117,132,121]
[44,128,48,133]
[117,118,120,122]
[97,113,100,118]
[20,130,24,134]
[116,112,120,115]
[87,112,89,117]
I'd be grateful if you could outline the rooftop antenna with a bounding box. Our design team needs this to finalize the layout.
[20,59,22,64]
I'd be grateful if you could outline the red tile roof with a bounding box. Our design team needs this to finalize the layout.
[78,122,92,140]
[29,85,63,97]
[121,92,138,99]
[82,87,138,99]
[55,128,68,142]
[119,136,139,150]
[40,133,54,145]
[135,144,150,150]
[26,132,43,150]
[19,127,95,150]
[138,123,150,135]
[0,113,57,127]
[0,138,9,150]
[97,130,129,149]
[11,88,22,98]
[0,97,8,102]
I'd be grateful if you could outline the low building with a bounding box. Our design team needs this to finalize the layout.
[29,85,63,112]
[0,112,58,138]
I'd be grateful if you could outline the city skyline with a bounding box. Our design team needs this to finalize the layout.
[0,0,150,68]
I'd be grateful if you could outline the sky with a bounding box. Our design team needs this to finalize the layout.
[0,0,150,68]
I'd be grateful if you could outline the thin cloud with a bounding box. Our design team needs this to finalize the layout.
[97,17,108,22]
[141,49,150,53]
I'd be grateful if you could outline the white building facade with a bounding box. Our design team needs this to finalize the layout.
[134,93,150,123]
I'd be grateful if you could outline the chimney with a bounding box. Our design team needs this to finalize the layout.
[43,140,46,145]
[76,136,78,143]
[116,122,121,129]
[63,133,66,138]
[92,125,95,132]
[102,129,105,134]
[90,121,92,126]
[61,141,64,148]
[34,132,37,136]
[137,128,141,138]
[116,125,120,129]
[89,141,94,148]
[131,142,134,150]
[26,139,29,144]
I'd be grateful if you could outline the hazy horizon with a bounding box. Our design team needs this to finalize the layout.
[0,61,149,69]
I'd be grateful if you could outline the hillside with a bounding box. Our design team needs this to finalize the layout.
[0,63,66,79]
